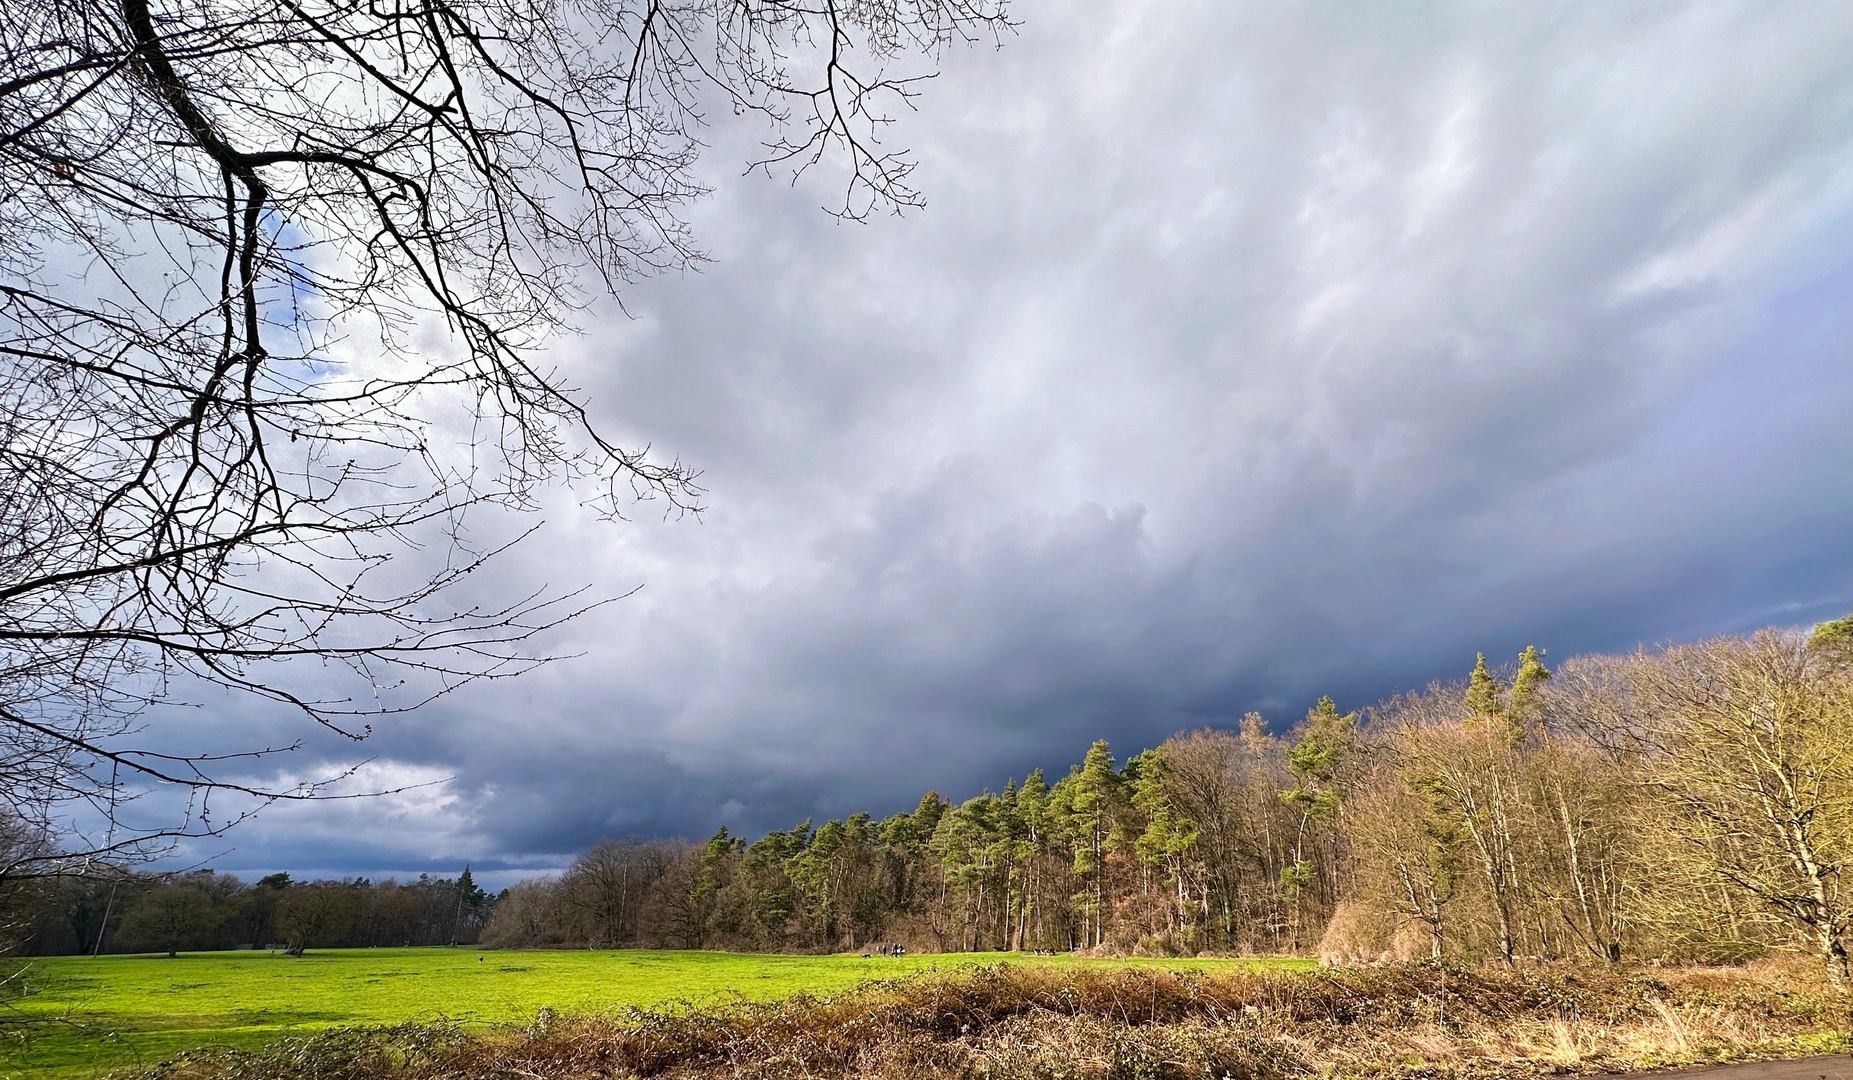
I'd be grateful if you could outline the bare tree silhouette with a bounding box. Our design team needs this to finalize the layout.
[0,0,1009,878]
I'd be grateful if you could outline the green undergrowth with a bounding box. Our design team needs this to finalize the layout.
[0,949,1304,1080]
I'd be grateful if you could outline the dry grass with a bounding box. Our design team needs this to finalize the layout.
[136,958,1850,1080]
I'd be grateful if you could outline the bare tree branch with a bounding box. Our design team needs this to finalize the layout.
[0,0,1010,873]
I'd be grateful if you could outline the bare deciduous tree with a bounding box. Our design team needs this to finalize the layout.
[1638,632,1853,989]
[561,835,680,946]
[1397,690,1528,964]
[277,879,358,953]
[1345,748,1457,960]
[0,0,1009,875]
[120,879,211,956]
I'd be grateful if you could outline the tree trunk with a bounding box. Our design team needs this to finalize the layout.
[1821,928,1850,993]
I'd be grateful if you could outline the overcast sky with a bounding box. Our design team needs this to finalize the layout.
[168,0,1853,887]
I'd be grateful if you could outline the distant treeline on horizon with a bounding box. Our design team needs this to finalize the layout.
[12,867,491,956]
[10,618,1853,987]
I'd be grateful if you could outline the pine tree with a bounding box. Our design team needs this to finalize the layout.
[451,865,488,943]
[1280,697,1359,948]
[1012,770,1051,950]
[1284,696,1357,816]
[1464,652,1505,718]
[1809,614,1853,668]
[1059,741,1125,948]
[1128,749,1199,939]
[456,865,487,909]
[1506,645,1551,740]
[695,827,742,903]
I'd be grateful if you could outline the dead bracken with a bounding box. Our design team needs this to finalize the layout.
[139,958,1849,1080]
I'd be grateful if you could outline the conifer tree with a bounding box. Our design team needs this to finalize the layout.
[1057,741,1126,948]
[1507,646,1551,740]
[1129,749,1199,938]
[1465,652,1505,718]
[1809,614,1853,668]
[1284,697,1357,819]
[1012,770,1053,949]
[695,827,743,903]
[1280,697,1359,947]
[456,866,487,910]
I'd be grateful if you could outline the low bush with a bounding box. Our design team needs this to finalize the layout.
[139,959,1849,1080]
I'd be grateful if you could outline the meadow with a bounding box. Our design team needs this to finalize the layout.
[1,949,1308,1080]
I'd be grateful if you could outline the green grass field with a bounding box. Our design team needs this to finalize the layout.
[2,949,1310,1080]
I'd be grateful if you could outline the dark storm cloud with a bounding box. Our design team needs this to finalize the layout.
[182,0,1853,879]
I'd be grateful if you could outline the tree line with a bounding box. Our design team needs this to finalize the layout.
[7,620,1849,988]
[479,622,1853,988]
[5,868,490,957]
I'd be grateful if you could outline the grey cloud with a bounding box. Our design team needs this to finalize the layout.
[161,0,1853,876]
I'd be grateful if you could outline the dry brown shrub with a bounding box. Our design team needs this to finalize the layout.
[1317,901,1435,966]
[139,961,1850,1080]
